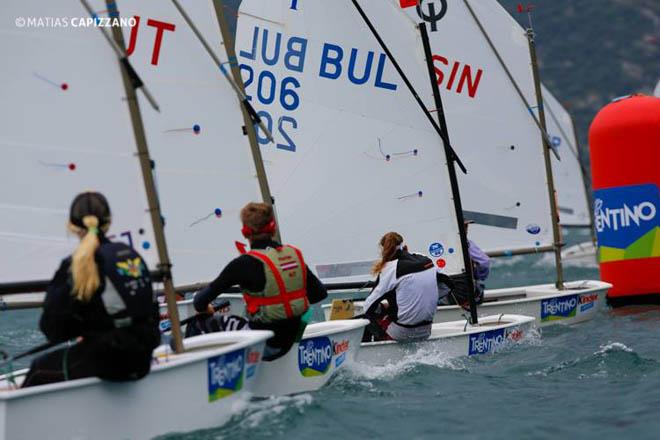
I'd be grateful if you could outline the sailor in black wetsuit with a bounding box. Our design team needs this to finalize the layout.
[193,202,327,361]
[363,232,450,342]
[22,192,160,388]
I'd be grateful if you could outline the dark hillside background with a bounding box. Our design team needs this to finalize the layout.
[499,0,659,171]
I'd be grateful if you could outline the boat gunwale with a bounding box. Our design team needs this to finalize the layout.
[360,314,535,348]
[299,319,369,339]
[0,330,273,401]
[324,280,611,314]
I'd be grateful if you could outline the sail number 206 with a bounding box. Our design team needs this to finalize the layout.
[239,64,299,152]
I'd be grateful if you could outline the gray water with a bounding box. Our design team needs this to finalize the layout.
[3,229,660,439]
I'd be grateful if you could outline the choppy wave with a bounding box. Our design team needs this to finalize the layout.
[342,324,543,383]
[160,394,315,440]
[239,393,314,429]
[346,347,468,381]
[527,341,658,379]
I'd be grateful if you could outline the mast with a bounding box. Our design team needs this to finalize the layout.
[105,0,185,352]
[212,0,281,242]
[543,88,595,234]
[419,23,478,324]
[170,0,281,242]
[526,27,565,290]
[348,0,466,173]
[349,2,476,323]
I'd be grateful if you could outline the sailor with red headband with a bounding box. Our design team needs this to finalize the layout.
[193,202,327,361]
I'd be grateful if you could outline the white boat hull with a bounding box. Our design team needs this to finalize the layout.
[324,280,611,327]
[0,331,272,440]
[357,314,535,365]
[252,319,368,397]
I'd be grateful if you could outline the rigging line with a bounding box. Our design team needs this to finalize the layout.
[239,10,285,26]
[377,138,418,160]
[78,0,160,112]
[350,0,467,174]
[169,0,275,143]
[461,0,559,161]
[543,99,592,180]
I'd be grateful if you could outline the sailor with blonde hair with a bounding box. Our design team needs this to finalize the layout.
[22,192,160,387]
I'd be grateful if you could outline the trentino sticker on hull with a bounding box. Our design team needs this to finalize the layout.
[540,295,579,322]
[298,336,333,377]
[207,349,245,402]
[468,328,506,355]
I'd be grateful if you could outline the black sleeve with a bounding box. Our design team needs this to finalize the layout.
[305,265,327,304]
[39,259,82,343]
[193,257,248,312]
[437,272,455,290]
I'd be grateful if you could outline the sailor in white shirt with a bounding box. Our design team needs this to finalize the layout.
[363,232,450,342]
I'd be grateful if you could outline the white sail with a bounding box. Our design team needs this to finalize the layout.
[234,0,466,283]
[655,79,660,97]
[350,0,554,255]
[0,1,157,284]
[542,84,591,227]
[114,0,262,285]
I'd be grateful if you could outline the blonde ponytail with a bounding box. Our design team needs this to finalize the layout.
[70,215,101,302]
[372,232,404,275]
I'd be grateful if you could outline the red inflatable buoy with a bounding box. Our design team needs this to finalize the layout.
[589,95,660,304]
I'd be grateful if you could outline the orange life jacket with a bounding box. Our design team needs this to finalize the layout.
[242,245,309,322]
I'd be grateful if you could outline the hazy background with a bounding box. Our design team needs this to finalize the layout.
[499,0,659,172]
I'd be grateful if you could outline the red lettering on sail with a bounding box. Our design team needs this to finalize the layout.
[125,16,176,66]
[432,54,484,99]
[146,19,176,65]
[126,15,141,56]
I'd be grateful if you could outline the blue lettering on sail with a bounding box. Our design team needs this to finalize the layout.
[237,22,400,153]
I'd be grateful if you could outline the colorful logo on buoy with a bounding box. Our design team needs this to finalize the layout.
[298,336,333,377]
[594,184,659,263]
[207,349,244,402]
[429,242,444,257]
[540,295,578,322]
